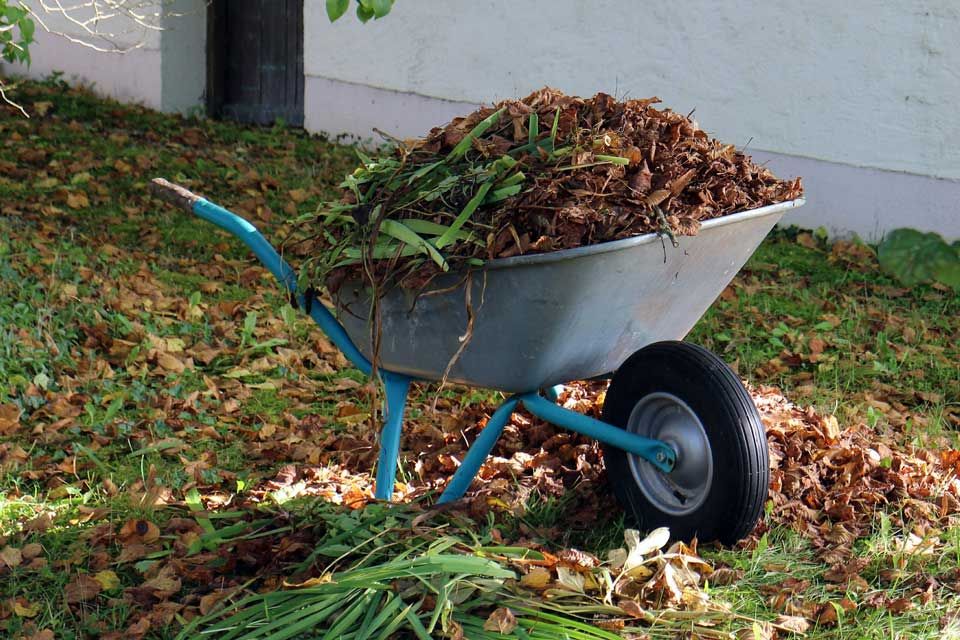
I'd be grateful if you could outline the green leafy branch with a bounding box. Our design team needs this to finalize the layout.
[0,1,35,114]
[0,2,34,65]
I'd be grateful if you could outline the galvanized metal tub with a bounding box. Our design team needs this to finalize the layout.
[334,199,804,392]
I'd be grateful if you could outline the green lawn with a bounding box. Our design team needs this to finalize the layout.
[0,77,958,639]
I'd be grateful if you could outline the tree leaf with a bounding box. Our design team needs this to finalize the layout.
[371,0,393,18]
[878,228,957,286]
[356,3,375,22]
[325,0,350,22]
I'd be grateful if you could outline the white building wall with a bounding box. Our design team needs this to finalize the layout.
[303,0,960,241]
[10,0,204,113]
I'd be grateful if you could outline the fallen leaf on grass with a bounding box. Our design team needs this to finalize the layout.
[94,570,121,591]
[33,101,54,116]
[199,589,235,616]
[119,519,161,544]
[21,543,43,561]
[65,574,102,603]
[288,188,310,203]
[156,352,187,373]
[142,565,182,597]
[774,614,811,634]
[0,403,21,435]
[0,545,22,569]
[66,191,90,209]
[12,599,40,617]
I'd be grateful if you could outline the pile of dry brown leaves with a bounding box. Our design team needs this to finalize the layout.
[417,88,803,253]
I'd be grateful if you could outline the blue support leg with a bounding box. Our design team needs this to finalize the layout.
[542,384,564,403]
[438,396,520,504]
[520,393,676,473]
[374,373,411,501]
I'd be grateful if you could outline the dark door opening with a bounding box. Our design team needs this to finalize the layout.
[207,0,304,126]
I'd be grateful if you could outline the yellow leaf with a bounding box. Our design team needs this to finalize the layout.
[245,381,278,390]
[162,337,186,353]
[13,600,40,617]
[486,497,511,511]
[66,191,90,210]
[33,101,53,116]
[283,573,334,588]
[35,177,59,189]
[94,570,121,591]
[520,567,551,589]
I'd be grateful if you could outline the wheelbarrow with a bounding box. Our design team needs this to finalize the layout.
[151,177,804,544]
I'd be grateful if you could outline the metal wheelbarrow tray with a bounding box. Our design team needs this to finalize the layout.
[152,178,804,544]
[336,201,802,393]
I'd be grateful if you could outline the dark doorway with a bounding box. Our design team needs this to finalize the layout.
[207,0,304,126]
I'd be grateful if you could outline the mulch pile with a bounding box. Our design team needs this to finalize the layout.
[418,88,802,251]
[302,88,803,289]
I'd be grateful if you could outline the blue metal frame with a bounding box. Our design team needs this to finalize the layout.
[189,197,678,503]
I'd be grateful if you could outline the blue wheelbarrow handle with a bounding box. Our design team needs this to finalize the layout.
[150,178,373,375]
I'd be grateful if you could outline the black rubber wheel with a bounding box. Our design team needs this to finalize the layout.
[601,341,768,544]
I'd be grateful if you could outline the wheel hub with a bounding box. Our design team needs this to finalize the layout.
[625,392,713,516]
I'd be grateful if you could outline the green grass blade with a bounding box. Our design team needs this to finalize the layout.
[406,160,443,185]
[496,172,526,188]
[378,219,449,271]
[320,591,374,640]
[371,602,418,640]
[447,107,505,160]
[356,594,405,640]
[528,112,539,146]
[549,107,560,149]
[593,154,630,165]
[398,219,475,242]
[353,590,386,640]
[405,608,432,640]
[486,184,523,203]
[434,182,493,250]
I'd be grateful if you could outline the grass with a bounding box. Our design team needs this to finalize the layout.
[0,76,958,639]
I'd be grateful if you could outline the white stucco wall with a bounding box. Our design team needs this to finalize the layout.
[9,0,205,113]
[303,0,960,240]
